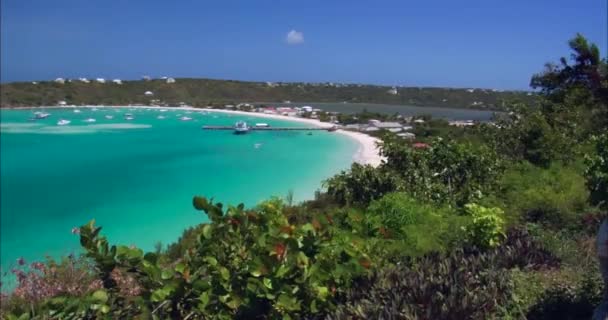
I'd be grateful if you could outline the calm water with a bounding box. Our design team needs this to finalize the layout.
[0,107,357,283]
[261,102,498,120]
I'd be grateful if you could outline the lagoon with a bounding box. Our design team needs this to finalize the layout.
[0,107,359,282]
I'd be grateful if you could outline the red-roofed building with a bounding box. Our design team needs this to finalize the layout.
[412,142,430,149]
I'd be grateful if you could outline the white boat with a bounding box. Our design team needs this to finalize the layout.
[234,121,249,134]
[91,108,99,111]
[160,109,168,112]
[57,119,71,126]
[254,143,262,149]
[73,109,81,113]
[255,123,270,128]
[180,116,193,121]
[157,115,166,119]
[104,115,114,119]
[83,118,96,123]
[33,112,51,119]
[124,113,134,120]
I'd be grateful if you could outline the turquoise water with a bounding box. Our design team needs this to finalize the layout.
[0,107,357,282]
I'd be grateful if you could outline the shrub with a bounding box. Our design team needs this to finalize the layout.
[366,192,467,256]
[498,162,589,227]
[462,203,506,249]
[585,131,608,209]
[324,163,398,206]
[328,227,559,320]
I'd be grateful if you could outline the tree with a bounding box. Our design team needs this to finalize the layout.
[585,132,608,209]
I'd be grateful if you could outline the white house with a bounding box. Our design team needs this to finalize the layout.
[58,100,67,106]
[414,119,425,124]
[397,132,416,139]
[144,91,154,96]
[301,106,313,113]
[96,78,106,83]
[373,122,402,129]
[166,78,176,84]
[79,78,90,83]
[32,81,38,85]
[112,79,122,85]
[142,75,151,81]
[466,89,475,93]
[54,78,65,84]
[387,87,398,95]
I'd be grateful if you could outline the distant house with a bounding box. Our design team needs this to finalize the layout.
[224,104,235,109]
[32,81,38,85]
[112,79,122,84]
[368,119,381,126]
[398,132,416,140]
[364,127,380,132]
[388,128,403,133]
[262,107,277,114]
[144,91,154,96]
[142,75,151,81]
[96,78,106,83]
[449,120,475,127]
[402,125,413,131]
[79,78,90,83]
[387,87,398,95]
[373,122,402,129]
[166,78,176,84]
[344,124,361,130]
[466,89,475,93]
[57,100,67,106]
[301,106,313,113]
[54,78,65,84]
[414,119,425,124]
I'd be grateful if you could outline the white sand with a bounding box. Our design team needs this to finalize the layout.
[5,105,384,167]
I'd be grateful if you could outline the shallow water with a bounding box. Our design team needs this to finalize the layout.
[0,107,357,284]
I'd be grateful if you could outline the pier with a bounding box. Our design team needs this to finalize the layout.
[202,125,337,132]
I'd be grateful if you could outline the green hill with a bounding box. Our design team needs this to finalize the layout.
[0,78,536,110]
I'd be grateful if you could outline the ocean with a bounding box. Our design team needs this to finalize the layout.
[0,107,358,284]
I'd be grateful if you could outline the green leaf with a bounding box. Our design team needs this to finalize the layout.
[263,278,273,289]
[202,224,212,239]
[161,269,174,280]
[219,267,230,281]
[204,256,218,266]
[199,290,211,308]
[276,293,301,311]
[91,290,108,303]
[175,262,186,274]
[100,305,110,314]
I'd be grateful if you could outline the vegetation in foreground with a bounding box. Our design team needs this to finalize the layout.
[1,33,607,319]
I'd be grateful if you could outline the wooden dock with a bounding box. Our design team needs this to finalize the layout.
[202,125,337,132]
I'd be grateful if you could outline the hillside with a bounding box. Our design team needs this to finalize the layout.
[0,78,537,110]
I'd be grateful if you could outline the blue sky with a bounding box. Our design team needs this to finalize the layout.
[1,0,606,89]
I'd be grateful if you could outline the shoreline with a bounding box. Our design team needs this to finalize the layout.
[2,105,384,167]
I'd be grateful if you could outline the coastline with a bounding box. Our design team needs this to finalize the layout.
[3,105,384,167]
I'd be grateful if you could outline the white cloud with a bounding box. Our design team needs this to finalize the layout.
[286,30,304,45]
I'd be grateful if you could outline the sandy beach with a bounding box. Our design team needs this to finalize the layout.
[4,105,384,167]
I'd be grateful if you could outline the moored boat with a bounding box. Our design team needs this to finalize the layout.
[57,119,71,126]
[234,121,249,134]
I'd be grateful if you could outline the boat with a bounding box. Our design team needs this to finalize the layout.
[57,119,71,126]
[180,116,193,121]
[254,143,262,149]
[73,109,81,113]
[104,115,114,119]
[160,109,168,112]
[83,118,96,123]
[157,115,166,119]
[234,121,249,134]
[255,123,270,128]
[91,108,99,111]
[124,113,134,120]
[33,111,51,119]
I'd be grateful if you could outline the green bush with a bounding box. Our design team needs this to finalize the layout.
[366,192,466,256]
[498,162,589,227]
[462,203,506,249]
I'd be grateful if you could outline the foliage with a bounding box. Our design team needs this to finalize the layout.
[329,228,559,320]
[324,163,398,206]
[496,162,589,226]
[462,204,506,249]
[585,131,608,209]
[365,192,466,256]
[381,136,503,206]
